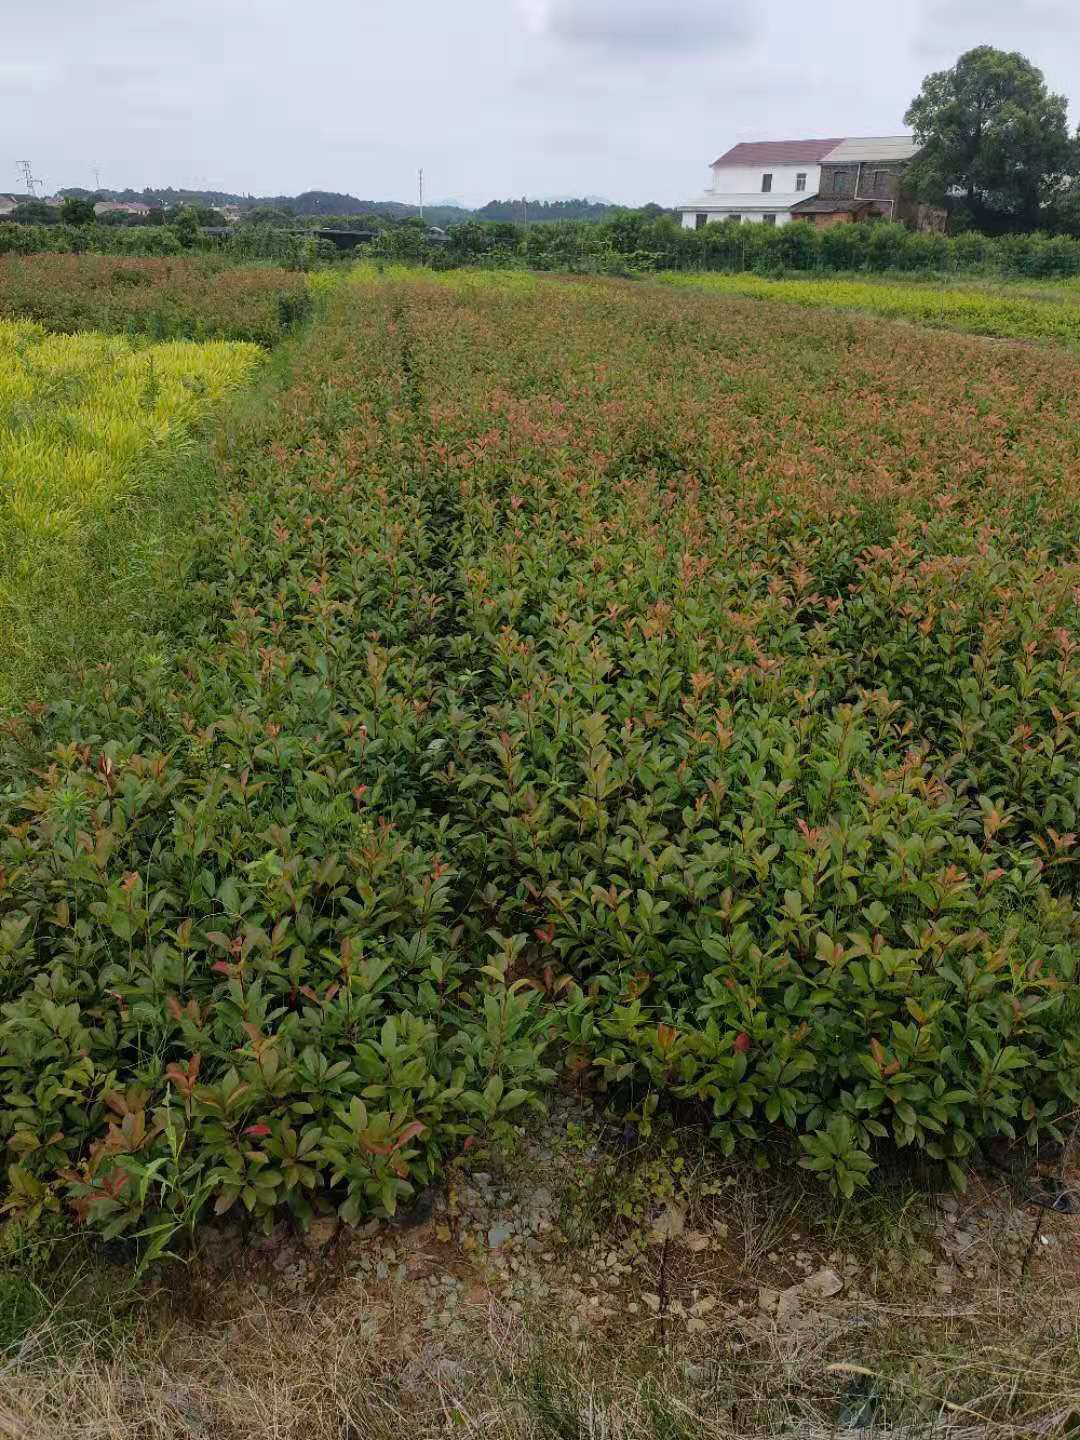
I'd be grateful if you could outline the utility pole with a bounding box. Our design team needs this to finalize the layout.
[418,167,424,220]
[17,160,38,198]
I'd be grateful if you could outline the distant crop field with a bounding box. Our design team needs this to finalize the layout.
[0,318,262,693]
[0,254,311,346]
[661,270,1080,347]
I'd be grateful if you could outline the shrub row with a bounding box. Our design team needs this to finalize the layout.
[0,277,554,1252]
[0,271,1077,1255]
[661,273,1080,347]
[0,255,313,345]
[404,272,1080,1198]
[10,213,1080,282]
[430,216,1080,280]
[0,222,335,270]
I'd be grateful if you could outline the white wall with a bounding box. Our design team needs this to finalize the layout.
[680,209,795,229]
[709,163,820,198]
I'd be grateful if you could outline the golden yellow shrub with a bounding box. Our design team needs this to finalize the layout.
[0,320,262,692]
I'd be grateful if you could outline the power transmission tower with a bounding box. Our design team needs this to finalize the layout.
[418,167,424,220]
[17,160,38,198]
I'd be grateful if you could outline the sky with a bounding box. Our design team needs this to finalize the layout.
[3,0,1079,207]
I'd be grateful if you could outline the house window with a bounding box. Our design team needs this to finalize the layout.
[695,213,708,230]
[761,173,773,193]
[763,214,777,226]
[795,173,807,192]
[728,214,742,224]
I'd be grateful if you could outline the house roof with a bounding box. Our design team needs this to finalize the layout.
[681,193,818,211]
[821,136,921,163]
[712,139,844,168]
[790,197,875,214]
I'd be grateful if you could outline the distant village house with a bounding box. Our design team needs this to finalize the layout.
[681,136,945,231]
[0,194,61,216]
[93,200,152,217]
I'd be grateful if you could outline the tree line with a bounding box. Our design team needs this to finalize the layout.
[7,204,1080,281]
[17,191,639,232]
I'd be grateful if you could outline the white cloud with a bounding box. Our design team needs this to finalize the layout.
[524,0,756,51]
[914,0,1073,59]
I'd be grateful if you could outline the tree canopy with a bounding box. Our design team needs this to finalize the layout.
[474,198,616,223]
[10,200,58,225]
[904,46,1075,230]
[60,196,97,226]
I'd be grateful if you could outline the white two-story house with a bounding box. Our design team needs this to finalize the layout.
[680,138,845,228]
[680,136,934,229]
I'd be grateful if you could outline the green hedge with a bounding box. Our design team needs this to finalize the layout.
[8,215,1080,280]
[439,215,1080,280]
[0,223,335,269]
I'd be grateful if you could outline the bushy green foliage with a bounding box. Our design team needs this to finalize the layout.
[437,216,1080,280]
[59,197,97,227]
[0,222,185,258]
[904,46,1074,230]
[10,209,1080,280]
[0,277,555,1252]
[0,222,335,271]
[0,270,1077,1257]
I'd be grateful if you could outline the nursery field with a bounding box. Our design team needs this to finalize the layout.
[0,318,262,698]
[662,269,1080,347]
[0,253,311,345]
[0,264,1077,1265]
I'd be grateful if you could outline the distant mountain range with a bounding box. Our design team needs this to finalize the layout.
[56,187,648,225]
[58,187,474,226]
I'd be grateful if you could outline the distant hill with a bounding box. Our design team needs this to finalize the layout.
[60,186,248,208]
[55,186,653,227]
[259,192,475,226]
[58,186,473,227]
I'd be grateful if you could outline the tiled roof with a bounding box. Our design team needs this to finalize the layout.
[822,136,920,163]
[681,193,815,209]
[712,139,844,167]
[790,197,874,214]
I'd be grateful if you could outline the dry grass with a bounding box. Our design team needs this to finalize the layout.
[4,1151,1080,1440]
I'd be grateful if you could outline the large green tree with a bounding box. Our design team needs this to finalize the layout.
[60,196,97,226]
[904,46,1074,230]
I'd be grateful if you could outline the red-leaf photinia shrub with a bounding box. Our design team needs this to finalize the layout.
[0,253,311,345]
[0,268,1077,1253]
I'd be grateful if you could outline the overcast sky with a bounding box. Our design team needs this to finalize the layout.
[3,0,1079,206]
